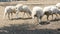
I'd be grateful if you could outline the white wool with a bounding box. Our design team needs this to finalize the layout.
[16,4,31,18]
[56,3,60,8]
[31,6,43,23]
[4,6,16,19]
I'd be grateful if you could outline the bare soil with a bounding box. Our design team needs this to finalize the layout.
[0,1,60,34]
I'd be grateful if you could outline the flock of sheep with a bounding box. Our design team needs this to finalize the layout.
[3,3,60,23]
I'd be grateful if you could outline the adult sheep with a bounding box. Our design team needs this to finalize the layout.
[31,6,44,23]
[43,6,54,20]
[43,6,59,20]
[3,6,16,19]
[51,6,60,19]
[16,4,31,18]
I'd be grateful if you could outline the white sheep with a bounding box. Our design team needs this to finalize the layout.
[43,6,53,20]
[16,4,31,18]
[3,6,16,19]
[51,6,60,19]
[31,6,44,23]
[43,6,59,20]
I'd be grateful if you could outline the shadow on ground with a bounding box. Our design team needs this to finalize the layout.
[0,24,60,34]
[39,21,50,25]
[50,18,60,22]
[11,17,60,22]
[11,17,32,20]
[39,18,60,25]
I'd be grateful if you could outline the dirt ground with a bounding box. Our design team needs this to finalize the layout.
[0,2,60,34]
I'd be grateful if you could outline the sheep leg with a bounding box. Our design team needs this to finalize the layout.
[55,14,58,19]
[7,13,10,20]
[37,18,40,23]
[16,11,19,18]
[36,11,42,23]
[10,13,13,19]
[26,13,30,17]
[23,12,25,18]
[47,15,49,21]
[23,12,30,18]
[38,16,43,23]
[3,12,7,19]
[52,14,53,20]
[36,14,41,23]
[31,14,35,24]
[31,14,35,19]
[40,16,43,22]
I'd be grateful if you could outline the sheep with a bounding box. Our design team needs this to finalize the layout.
[21,5,31,17]
[15,4,23,18]
[51,6,60,19]
[31,6,44,23]
[43,6,59,20]
[43,6,53,20]
[56,3,60,9]
[16,4,31,18]
[3,6,16,19]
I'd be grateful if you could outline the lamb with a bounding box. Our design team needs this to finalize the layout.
[31,6,44,23]
[3,6,16,19]
[16,4,31,18]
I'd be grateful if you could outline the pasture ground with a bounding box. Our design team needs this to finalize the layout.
[0,1,60,34]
